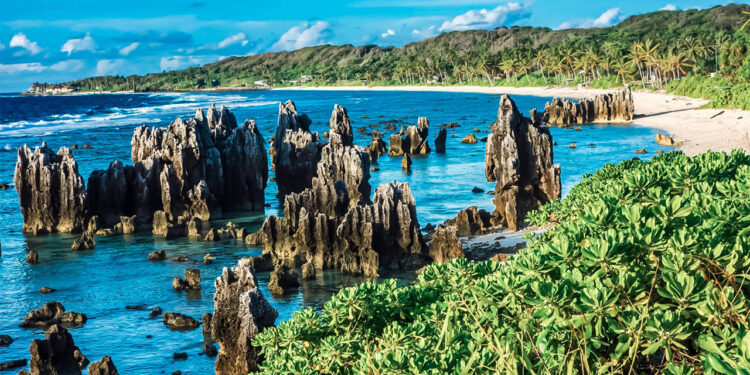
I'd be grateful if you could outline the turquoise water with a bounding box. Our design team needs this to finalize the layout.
[0,90,676,373]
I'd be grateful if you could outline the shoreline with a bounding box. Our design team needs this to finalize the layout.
[278,85,750,156]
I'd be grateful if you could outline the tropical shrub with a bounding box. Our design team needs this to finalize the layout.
[254,150,750,374]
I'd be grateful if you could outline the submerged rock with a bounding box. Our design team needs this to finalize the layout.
[148,250,167,261]
[0,334,12,347]
[20,302,87,328]
[461,134,477,144]
[29,324,89,374]
[543,87,634,126]
[14,143,86,234]
[212,258,278,375]
[27,250,38,264]
[0,359,26,371]
[486,95,561,230]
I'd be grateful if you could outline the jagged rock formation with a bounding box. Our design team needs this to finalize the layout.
[486,95,561,230]
[435,128,447,153]
[272,100,323,195]
[254,105,429,276]
[20,302,87,328]
[15,105,268,237]
[365,135,388,163]
[267,264,300,295]
[29,324,89,374]
[406,117,431,154]
[543,87,634,126]
[71,232,95,251]
[14,143,86,234]
[444,206,492,237]
[163,312,200,330]
[88,357,119,375]
[428,226,464,263]
[212,258,278,375]
[388,118,431,156]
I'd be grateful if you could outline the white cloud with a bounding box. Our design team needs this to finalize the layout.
[9,33,42,55]
[558,8,621,29]
[159,55,210,71]
[50,60,85,72]
[439,2,529,32]
[61,32,97,55]
[660,4,677,11]
[381,29,396,38]
[95,59,125,75]
[119,42,139,56]
[0,62,46,74]
[271,21,331,51]
[217,32,248,48]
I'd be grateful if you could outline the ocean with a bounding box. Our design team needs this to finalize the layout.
[0,90,675,373]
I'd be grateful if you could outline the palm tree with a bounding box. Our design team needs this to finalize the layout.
[664,48,692,81]
[742,11,750,31]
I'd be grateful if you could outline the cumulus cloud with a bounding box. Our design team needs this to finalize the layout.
[61,32,97,55]
[558,8,622,29]
[381,29,396,38]
[660,4,677,10]
[217,32,248,48]
[95,59,125,75]
[0,62,46,74]
[439,2,530,32]
[271,21,331,51]
[119,42,139,56]
[50,60,85,72]
[9,33,43,55]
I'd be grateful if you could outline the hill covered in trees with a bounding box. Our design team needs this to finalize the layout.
[57,4,750,108]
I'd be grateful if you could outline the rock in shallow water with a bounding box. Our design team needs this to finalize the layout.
[163,312,200,330]
[485,96,560,230]
[88,356,119,375]
[428,226,464,263]
[212,258,277,375]
[29,324,89,374]
[20,301,87,328]
[71,232,95,251]
[14,143,86,234]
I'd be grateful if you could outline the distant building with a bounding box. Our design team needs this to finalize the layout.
[253,80,269,87]
[27,83,74,95]
[300,75,314,84]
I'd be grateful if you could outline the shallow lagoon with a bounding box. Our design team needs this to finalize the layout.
[0,90,675,373]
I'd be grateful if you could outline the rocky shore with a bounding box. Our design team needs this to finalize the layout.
[10,91,569,373]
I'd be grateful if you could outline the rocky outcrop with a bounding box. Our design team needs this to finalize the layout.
[71,232,95,251]
[388,134,406,156]
[406,117,431,154]
[255,105,428,276]
[428,226,464,263]
[212,258,277,375]
[20,302,87,328]
[16,105,268,238]
[543,87,634,126]
[435,128,447,153]
[163,312,200,330]
[444,206,492,237]
[267,264,299,295]
[365,136,388,163]
[29,324,89,375]
[486,95,561,230]
[272,100,323,195]
[88,357,119,375]
[220,120,268,211]
[14,143,86,234]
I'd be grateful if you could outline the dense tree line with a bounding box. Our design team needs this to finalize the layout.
[63,5,750,108]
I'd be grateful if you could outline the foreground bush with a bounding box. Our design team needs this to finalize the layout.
[254,151,750,374]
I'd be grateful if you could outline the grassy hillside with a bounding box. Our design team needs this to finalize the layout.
[253,150,750,374]
[59,4,750,108]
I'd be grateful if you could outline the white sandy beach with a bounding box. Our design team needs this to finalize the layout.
[280,85,750,156]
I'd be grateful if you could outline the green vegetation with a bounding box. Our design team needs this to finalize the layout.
[254,150,750,374]
[58,5,750,109]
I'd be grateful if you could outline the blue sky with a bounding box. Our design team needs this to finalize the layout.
[0,0,739,92]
